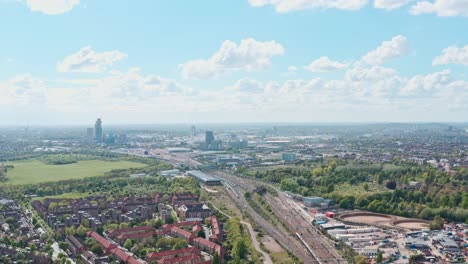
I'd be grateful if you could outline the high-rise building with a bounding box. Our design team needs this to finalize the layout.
[95,118,103,143]
[86,128,94,141]
[205,131,214,144]
[191,126,196,137]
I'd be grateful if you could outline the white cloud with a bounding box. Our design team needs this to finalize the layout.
[57,46,127,73]
[248,0,369,12]
[26,0,79,15]
[410,0,468,16]
[0,74,47,105]
[1,64,467,124]
[400,70,452,95]
[374,0,412,10]
[181,38,284,79]
[230,78,265,93]
[432,45,468,66]
[305,56,349,72]
[362,35,408,65]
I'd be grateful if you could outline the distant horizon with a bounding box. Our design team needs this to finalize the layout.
[1,121,467,128]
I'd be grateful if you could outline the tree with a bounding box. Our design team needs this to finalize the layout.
[430,215,444,230]
[212,252,221,264]
[29,243,37,252]
[96,226,104,236]
[172,240,187,250]
[363,183,369,191]
[198,229,206,239]
[154,218,164,229]
[59,242,68,251]
[65,227,76,236]
[385,180,396,190]
[124,239,133,250]
[376,250,383,263]
[91,244,103,255]
[76,225,88,238]
[232,238,248,260]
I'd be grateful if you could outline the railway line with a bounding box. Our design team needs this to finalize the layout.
[211,171,319,263]
[211,171,348,264]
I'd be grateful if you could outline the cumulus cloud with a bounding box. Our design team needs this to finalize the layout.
[230,78,265,93]
[57,46,127,73]
[181,38,284,79]
[26,0,79,15]
[0,74,47,105]
[400,70,452,95]
[432,45,468,66]
[2,64,467,124]
[374,0,412,10]
[362,35,408,65]
[410,0,468,17]
[305,56,349,72]
[247,0,369,12]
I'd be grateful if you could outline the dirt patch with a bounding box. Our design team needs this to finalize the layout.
[340,212,395,226]
[339,211,430,231]
[393,219,429,230]
[395,222,428,230]
[261,235,284,253]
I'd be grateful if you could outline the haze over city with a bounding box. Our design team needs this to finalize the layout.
[1,0,467,125]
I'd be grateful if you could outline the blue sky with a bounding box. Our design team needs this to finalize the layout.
[1,0,467,125]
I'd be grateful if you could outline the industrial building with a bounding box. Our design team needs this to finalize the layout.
[186,170,221,185]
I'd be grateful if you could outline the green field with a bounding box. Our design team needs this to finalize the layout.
[3,159,147,185]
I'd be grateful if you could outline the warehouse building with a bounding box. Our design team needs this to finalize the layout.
[186,170,222,185]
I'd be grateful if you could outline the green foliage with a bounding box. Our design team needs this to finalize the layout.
[429,215,444,230]
[91,244,103,255]
[124,239,133,250]
[239,159,468,223]
[376,251,383,263]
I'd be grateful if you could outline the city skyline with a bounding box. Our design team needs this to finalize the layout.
[1,0,467,125]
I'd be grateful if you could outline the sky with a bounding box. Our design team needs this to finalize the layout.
[0,0,467,125]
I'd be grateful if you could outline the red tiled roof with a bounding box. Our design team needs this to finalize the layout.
[194,237,222,255]
[159,254,200,263]
[108,226,153,237]
[171,226,195,240]
[147,247,199,260]
[87,231,116,250]
[111,247,144,263]
[211,216,221,236]
[163,221,201,233]
[194,237,217,249]
[117,231,154,240]
[128,256,144,264]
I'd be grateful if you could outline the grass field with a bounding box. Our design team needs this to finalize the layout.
[330,182,388,197]
[4,159,147,185]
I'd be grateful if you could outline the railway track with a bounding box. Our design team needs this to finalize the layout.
[211,171,319,263]
[211,171,348,264]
